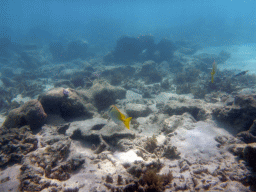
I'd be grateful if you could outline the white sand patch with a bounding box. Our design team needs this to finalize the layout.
[100,160,117,174]
[155,92,194,104]
[0,165,21,192]
[172,121,232,160]
[11,94,31,103]
[156,134,166,146]
[43,84,54,92]
[126,90,143,101]
[113,149,143,163]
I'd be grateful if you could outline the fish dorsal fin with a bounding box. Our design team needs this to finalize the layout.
[112,105,126,118]
[112,105,121,112]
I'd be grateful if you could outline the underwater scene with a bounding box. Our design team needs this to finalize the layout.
[1,0,256,191]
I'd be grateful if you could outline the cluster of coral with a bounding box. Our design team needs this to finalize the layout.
[0,36,256,191]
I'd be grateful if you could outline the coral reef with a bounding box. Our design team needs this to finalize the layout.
[0,35,256,192]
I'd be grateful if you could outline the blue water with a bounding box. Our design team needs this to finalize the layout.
[1,0,256,49]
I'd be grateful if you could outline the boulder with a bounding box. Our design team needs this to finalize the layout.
[163,99,207,121]
[39,87,95,121]
[213,94,256,133]
[243,143,256,171]
[66,118,135,144]
[3,99,47,129]
[126,103,152,118]
[80,80,126,110]
[136,60,162,84]
[155,38,177,62]
[162,112,196,134]
[113,36,143,62]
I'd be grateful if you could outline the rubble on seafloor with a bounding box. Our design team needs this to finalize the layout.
[0,84,256,191]
[0,39,256,191]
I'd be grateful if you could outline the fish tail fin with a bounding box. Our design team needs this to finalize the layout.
[123,117,132,129]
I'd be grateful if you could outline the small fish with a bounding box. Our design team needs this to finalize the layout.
[234,70,249,77]
[108,105,132,129]
[211,60,217,83]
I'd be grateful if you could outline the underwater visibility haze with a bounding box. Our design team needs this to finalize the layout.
[0,0,256,191]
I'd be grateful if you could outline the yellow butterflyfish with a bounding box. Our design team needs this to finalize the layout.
[211,60,217,83]
[108,105,132,129]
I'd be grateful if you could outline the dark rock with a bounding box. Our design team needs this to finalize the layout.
[243,143,256,171]
[117,175,123,185]
[127,164,144,178]
[113,36,143,62]
[0,126,37,167]
[162,146,180,159]
[66,118,135,146]
[57,123,70,134]
[106,174,113,183]
[237,131,256,144]
[194,53,216,72]
[39,87,94,121]
[163,99,207,121]
[249,119,256,136]
[19,125,75,191]
[80,80,126,110]
[137,60,162,83]
[137,35,156,61]
[48,157,85,181]
[213,94,256,133]
[155,38,177,62]
[3,99,47,129]
[126,103,152,118]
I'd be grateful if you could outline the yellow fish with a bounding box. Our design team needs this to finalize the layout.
[108,105,132,129]
[211,60,217,83]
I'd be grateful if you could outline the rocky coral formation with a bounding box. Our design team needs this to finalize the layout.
[213,94,256,133]
[0,126,37,167]
[104,35,176,63]
[39,87,95,120]
[49,40,88,62]
[80,80,126,110]
[163,98,209,121]
[19,125,85,191]
[66,118,135,153]
[3,99,47,130]
[126,103,153,118]
[1,35,256,192]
